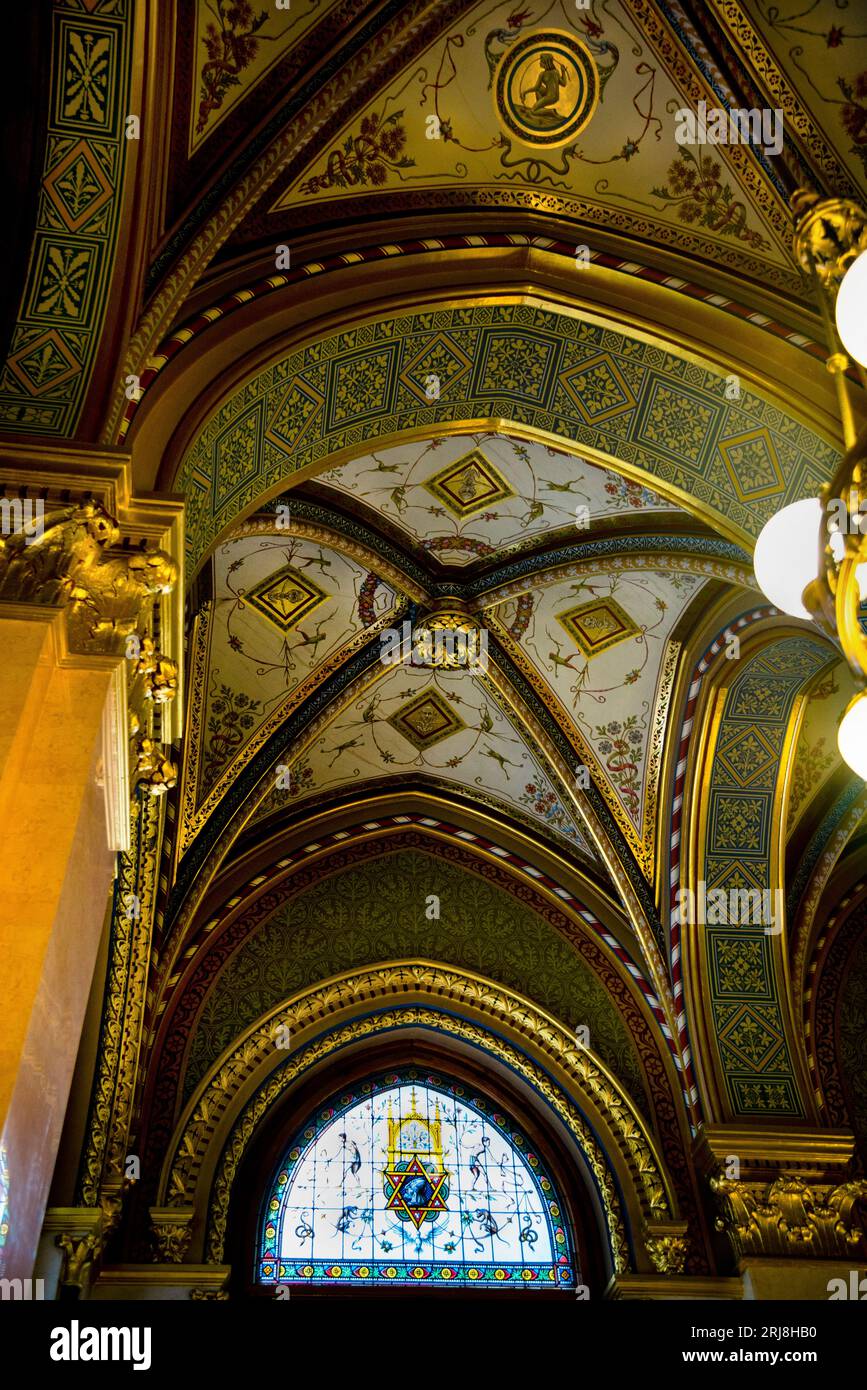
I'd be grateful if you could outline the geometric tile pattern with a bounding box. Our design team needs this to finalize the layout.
[703,636,832,1117]
[559,353,637,425]
[213,402,265,508]
[0,4,132,436]
[176,305,840,577]
[556,597,639,660]
[718,428,785,502]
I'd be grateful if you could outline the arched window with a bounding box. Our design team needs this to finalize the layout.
[258,1069,576,1289]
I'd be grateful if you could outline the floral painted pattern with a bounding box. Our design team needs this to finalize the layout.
[652,150,769,249]
[840,70,867,174]
[518,782,583,840]
[602,472,664,510]
[594,717,644,822]
[300,111,415,194]
[787,735,836,830]
[197,2,277,136]
[202,683,261,792]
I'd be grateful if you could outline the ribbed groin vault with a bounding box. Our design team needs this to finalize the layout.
[1,0,866,1308]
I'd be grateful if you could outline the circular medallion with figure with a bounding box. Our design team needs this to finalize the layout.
[494,29,599,148]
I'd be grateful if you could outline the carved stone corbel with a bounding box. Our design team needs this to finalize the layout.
[643,1220,691,1274]
[150,1208,195,1263]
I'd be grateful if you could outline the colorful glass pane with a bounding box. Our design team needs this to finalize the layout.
[258,1069,576,1288]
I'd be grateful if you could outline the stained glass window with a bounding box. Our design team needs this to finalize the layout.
[258,1069,576,1289]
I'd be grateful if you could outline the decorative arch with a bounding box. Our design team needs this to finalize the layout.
[176,843,652,1116]
[137,825,694,1183]
[155,963,683,1277]
[171,299,841,577]
[679,630,837,1122]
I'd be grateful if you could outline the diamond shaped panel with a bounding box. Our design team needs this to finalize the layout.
[244,564,329,632]
[556,597,639,659]
[387,688,467,751]
[424,449,515,518]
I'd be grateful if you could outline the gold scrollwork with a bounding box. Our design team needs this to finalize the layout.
[78,793,163,1207]
[792,191,867,293]
[132,636,179,704]
[0,499,177,655]
[134,737,179,794]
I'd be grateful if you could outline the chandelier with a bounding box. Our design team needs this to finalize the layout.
[753,192,867,778]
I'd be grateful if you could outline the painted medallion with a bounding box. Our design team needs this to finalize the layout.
[494,30,599,148]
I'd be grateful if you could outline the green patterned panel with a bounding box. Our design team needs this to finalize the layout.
[0,1,133,436]
[838,928,867,1152]
[176,305,840,578]
[183,849,649,1116]
[705,637,832,1117]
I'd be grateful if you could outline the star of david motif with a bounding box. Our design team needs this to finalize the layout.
[383,1155,449,1229]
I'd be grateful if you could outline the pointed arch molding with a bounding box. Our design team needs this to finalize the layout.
[157,963,677,1274]
[680,632,837,1122]
[173,300,840,579]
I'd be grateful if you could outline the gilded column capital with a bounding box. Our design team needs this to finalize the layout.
[0,499,176,657]
[0,441,185,746]
[0,447,184,827]
[43,1200,122,1293]
[711,1174,867,1260]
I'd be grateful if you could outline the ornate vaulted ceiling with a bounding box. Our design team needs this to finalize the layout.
[6,0,867,1297]
[176,430,754,912]
[5,0,866,445]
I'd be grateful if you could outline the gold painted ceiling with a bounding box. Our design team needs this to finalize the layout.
[155,0,867,312]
